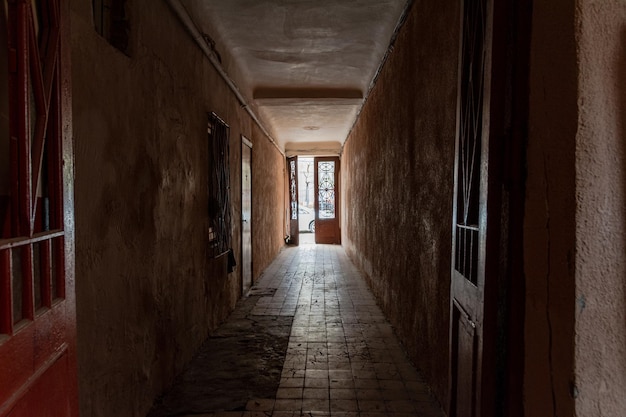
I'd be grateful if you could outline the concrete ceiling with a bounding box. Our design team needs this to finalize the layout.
[182,0,409,155]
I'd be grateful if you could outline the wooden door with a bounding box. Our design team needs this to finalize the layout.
[314,157,340,244]
[287,157,299,245]
[1,1,78,416]
[449,0,531,414]
[241,137,252,294]
[449,0,529,415]
[449,0,493,416]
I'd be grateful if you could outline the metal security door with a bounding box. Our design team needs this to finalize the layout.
[0,1,78,416]
[241,137,252,295]
[287,157,298,245]
[449,0,493,416]
[314,157,340,244]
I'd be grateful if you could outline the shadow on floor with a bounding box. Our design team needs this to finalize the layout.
[147,294,293,416]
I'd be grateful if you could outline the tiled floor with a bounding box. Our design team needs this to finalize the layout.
[184,242,444,417]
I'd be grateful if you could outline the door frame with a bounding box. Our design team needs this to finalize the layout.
[313,156,340,245]
[241,136,252,295]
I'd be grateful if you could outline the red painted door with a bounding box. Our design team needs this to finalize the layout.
[0,1,78,416]
[314,157,340,244]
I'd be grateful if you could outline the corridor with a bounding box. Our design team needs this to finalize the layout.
[150,244,445,417]
[1,1,623,416]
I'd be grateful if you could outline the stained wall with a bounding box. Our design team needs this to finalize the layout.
[69,1,285,416]
[251,129,286,280]
[341,0,459,407]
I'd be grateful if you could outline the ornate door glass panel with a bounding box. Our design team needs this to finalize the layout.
[317,161,335,219]
[290,159,297,220]
[287,156,298,245]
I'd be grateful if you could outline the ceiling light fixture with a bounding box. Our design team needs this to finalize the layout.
[303,126,320,131]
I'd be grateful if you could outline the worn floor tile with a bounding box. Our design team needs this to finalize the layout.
[148,244,445,417]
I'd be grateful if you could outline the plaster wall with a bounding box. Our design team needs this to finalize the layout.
[573,1,626,415]
[525,1,626,415]
[70,1,284,416]
[251,125,286,280]
[341,0,458,407]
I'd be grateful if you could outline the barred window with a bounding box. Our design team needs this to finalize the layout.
[207,113,232,259]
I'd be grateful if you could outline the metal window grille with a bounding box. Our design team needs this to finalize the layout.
[207,113,231,258]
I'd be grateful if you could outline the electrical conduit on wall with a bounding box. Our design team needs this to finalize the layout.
[164,0,284,157]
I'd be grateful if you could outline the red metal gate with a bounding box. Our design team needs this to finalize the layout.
[0,1,77,415]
